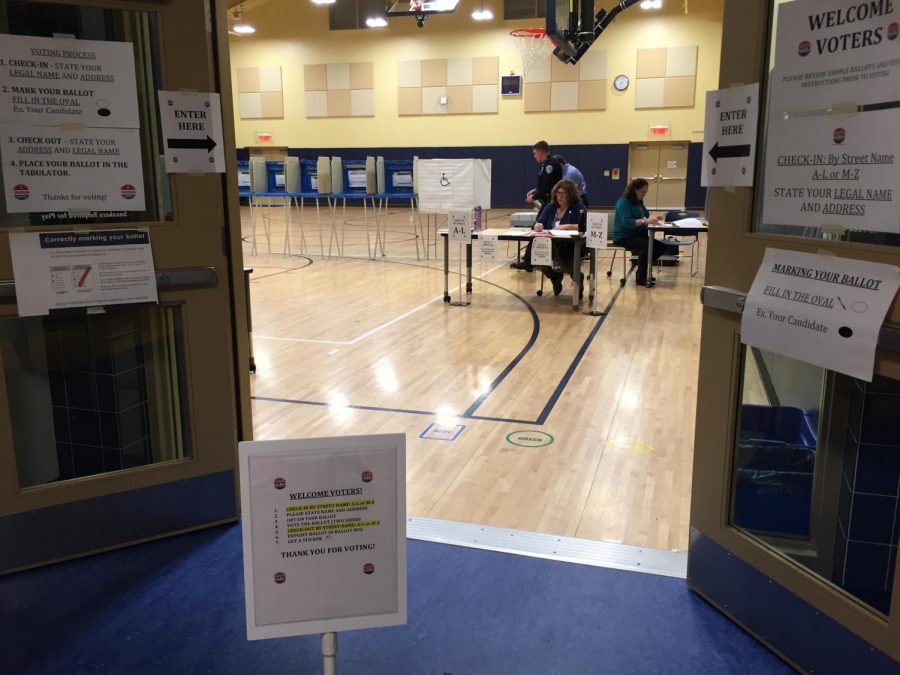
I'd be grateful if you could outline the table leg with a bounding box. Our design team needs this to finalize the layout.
[466,241,472,294]
[443,234,450,302]
[572,238,582,311]
[646,229,654,287]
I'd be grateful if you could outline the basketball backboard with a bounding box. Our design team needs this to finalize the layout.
[545,0,641,64]
[386,0,460,26]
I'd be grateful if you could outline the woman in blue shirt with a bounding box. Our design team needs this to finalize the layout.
[533,179,587,296]
[613,178,667,286]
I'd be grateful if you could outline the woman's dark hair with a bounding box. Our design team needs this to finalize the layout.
[622,178,649,205]
[552,179,580,207]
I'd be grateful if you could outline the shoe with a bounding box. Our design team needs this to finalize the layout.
[635,278,656,287]
[552,277,563,295]
[510,261,533,272]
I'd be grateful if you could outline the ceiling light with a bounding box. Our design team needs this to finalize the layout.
[640,0,663,8]
[311,0,336,4]
[231,7,256,33]
[366,16,388,27]
[471,8,493,19]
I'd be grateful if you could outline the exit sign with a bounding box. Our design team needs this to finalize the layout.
[649,125,670,138]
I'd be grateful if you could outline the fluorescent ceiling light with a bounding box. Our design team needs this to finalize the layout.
[311,0,336,4]
[233,23,256,34]
[365,16,388,27]
[640,0,662,8]
[471,8,493,19]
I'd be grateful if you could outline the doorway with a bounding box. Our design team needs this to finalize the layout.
[628,141,689,211]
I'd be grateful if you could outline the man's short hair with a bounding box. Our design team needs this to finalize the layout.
[553,154,567,166]
[532,141,550,153]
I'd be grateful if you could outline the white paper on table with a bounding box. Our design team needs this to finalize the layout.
[530,236,552,266]
[587,212,608,249]
[479,233,497,260]
[673,217,705,228]
[448,210,471,244]
[741,248,900,381]
[549,229,577,237]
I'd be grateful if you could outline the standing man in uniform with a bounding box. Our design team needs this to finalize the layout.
[514,141,563,271]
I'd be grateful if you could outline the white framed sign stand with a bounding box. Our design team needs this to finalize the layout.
[448,210,472,307]
[583,212,609,317]
[238,434,406,674]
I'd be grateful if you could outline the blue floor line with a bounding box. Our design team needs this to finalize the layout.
[536,275,630,424]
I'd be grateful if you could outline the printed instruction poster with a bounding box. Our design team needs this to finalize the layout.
[239,435,406,639]
[0,34,144,213]
[741,248,900,381]
[8,229,158,316]
[761,0,900,232]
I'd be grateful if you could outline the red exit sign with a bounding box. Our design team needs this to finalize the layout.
[649,125,670,137]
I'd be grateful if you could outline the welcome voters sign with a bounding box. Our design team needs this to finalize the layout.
[761,0,900,233]
[239,434,406,640]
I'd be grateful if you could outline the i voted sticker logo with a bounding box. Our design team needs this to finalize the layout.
[121,184,136,199]
[361,470,373,483]
[13,184,29,200]
[798,40,811,57]
[273,477,286,490]
[833,127,846,144]
[506,430,554,448]
[887,22,898,40]
[363,563,375,575]
[274,572,286,584]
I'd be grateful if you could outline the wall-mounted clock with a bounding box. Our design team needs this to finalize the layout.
[613,74,630,91]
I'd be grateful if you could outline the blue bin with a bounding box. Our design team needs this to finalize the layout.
[733,405,817,538]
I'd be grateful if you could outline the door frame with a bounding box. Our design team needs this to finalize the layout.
[688,0,899,668]
[0,0,252,571]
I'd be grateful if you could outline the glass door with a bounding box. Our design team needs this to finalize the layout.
[688,0,900,670]
[0,0,250,572]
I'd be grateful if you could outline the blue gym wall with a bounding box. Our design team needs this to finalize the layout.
[236,144,708,210]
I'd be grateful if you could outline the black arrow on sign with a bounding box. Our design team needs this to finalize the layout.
[708,141,751,163]
[166,136,217,152]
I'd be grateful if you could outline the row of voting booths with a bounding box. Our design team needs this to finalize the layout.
[236,156,493,260]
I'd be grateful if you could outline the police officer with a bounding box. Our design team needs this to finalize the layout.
[514,141,563,271]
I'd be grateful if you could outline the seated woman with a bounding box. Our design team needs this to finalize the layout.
[532,179,587,296]
[613,178,667,286]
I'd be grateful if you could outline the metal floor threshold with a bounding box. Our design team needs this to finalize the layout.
[406,516,687,579]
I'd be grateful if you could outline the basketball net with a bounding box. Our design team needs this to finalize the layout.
[510,28,548,77]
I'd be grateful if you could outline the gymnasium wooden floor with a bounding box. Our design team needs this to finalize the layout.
[242,202,706,553]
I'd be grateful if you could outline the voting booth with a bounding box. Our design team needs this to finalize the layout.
[416,158,491,213]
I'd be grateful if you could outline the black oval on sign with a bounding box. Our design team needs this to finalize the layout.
[839,326,853,338]
[97,108,111,117]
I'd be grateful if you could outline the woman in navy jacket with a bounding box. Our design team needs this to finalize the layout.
[533,179,587,296]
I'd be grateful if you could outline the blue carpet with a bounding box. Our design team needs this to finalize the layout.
[0,523,790,674]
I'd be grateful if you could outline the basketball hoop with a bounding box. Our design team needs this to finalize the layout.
[510,28,548,77]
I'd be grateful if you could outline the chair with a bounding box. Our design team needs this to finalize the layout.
[659,210,702,276]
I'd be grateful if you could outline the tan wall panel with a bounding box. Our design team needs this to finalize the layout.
[663,75,696,107]
[665,45,698,77]
[236,67,260,93]
[350,62,374,90]
[447,85,473,113]
[304,64,327,91]
[636,48,667,79]
[524,82,551,112]
[550,81,579,111]
[447,57,473,86]
[578,80,606,110]
[326,89,351,117]
[260,91,284,118]
[550,57,579,82]
[472,84,498,113]
[472,56,498,85]
[397,60,422,88]
[398,87,422,115]
[305,90,328,117]
[421,59,448,87]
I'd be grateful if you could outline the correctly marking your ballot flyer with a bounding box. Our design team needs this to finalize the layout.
[741,248,900,381]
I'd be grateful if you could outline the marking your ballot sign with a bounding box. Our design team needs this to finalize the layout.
[741,248,899,381]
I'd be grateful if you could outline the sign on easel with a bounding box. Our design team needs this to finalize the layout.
[530,236,552,266]
[448,210,472,243]
[586,213,608,249]
[239,434,406,640]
